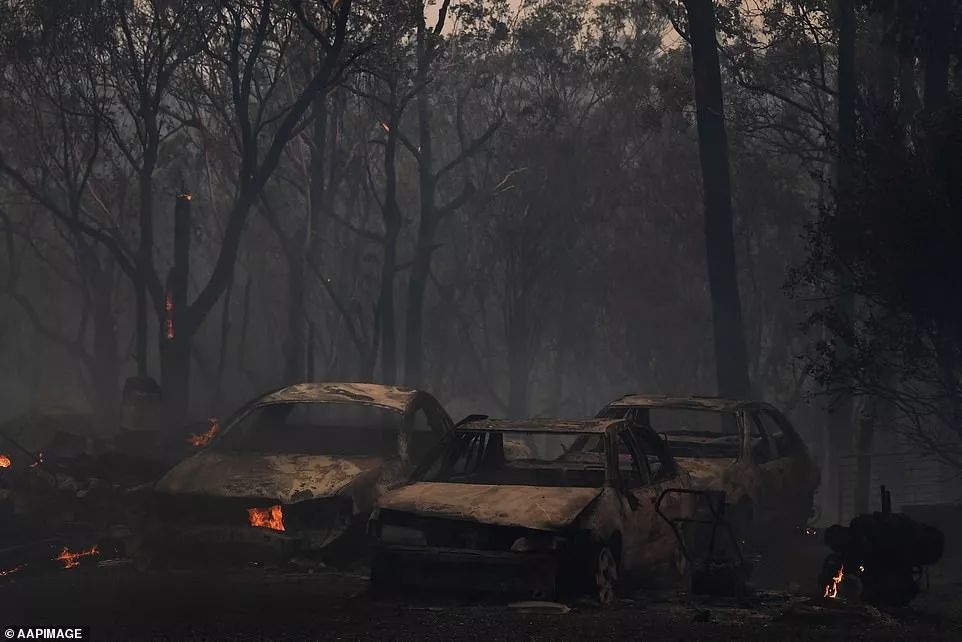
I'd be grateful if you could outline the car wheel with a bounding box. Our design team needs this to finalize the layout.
[592,543,619,606]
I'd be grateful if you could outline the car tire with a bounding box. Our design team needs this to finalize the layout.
[591,542,619,606]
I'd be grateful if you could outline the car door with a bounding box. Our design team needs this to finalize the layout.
[613,428,680,574]
[624,428,691,570]
[750,409,819,531]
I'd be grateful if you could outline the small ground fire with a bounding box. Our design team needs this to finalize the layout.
[187,419,219,447]
[248,505,285,532]
[53,546,99,570]
[823,565,845,599]
[0,454,10,468]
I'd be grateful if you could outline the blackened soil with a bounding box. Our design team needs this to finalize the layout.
[1,562,960,641]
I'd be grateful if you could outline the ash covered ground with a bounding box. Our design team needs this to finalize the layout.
[2,542,960,641]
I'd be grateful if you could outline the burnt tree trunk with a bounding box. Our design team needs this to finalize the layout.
[285,94,330,384]
[135,154,156,380]
[683,0,752,416]
[212,276,233,412]
[238,275,253,372]
[379,111,402,384]
[828,0,858,521]
[285,257,307,384]
[853,397,877,515]
[160,193,193,426]
[506,302,531,417]
[86,250,121,424]
[404,18,437,388]
[306,323,316,381]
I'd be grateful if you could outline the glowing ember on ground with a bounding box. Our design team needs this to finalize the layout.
[53,545,99,569]
[248,505,285,531]
[0,564,25,576]
[0,454,10,468]
[187,418,219,447]
[824,565,845,599]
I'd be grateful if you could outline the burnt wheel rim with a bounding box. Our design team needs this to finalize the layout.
[595,547,618,605]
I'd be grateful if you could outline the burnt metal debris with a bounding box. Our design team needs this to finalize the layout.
[819,485,944,607]
[597,394,821,548]
[656,488,752,599]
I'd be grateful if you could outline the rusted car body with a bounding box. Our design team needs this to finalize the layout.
[597,395,820,544]
[143,383,453,566]
[368,418,694,603]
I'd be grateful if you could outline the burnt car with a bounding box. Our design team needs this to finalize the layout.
[597,395,820,545]
[368,418,694,604]
[142,383,453,567]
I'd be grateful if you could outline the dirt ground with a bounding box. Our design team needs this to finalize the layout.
[2,546,960,641]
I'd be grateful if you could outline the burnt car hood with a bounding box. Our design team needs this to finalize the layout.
[376,482,602,531]
[155,451,386,503]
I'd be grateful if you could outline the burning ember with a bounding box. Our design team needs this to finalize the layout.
[0,454,10,468]
[824,565,845,599]
[0,564,25,576]
[53,545,99,569]
[187,418,220,447]
[248,505,285,531]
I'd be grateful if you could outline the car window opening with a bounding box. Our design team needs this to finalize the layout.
[211,402,404,457]
[421,430,609,488]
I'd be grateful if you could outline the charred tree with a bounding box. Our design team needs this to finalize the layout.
[378,116,402,385]
[682,0,752,413]
[160,193,193,426]
[403,1,501,387]
[828,0,858,521]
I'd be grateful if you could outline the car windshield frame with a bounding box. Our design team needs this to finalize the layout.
[414,427,616,489]
[209,400,407,457]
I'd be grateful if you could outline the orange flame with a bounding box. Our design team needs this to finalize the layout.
[0,454,10,468]
[248,505,285,531]
[823,564,844,599]
[0,564,25,576]
[53,545,99,569]
[187,418,219,447]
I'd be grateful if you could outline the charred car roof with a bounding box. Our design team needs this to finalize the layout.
[254,382,423,413]
[604,395,777,414]
[458,418,624,434]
